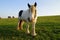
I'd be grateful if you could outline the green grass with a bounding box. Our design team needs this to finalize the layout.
[0,16,60,40]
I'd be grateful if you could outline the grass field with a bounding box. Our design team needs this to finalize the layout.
[0,16,60,40]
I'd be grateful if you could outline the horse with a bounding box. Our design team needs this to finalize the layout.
[17,2,37,36]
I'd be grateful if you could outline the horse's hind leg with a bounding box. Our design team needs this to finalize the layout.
[17,20,24,30]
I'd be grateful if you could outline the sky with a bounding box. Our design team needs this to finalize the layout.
[0,0,60,18]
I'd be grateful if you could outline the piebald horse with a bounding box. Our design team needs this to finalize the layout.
[17,2,37,36]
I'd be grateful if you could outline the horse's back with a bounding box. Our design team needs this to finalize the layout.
[18,10,30,21]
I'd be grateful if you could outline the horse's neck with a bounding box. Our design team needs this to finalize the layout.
[25,9,31,13]
[22,9,31,17]
[24,9,31,16]
[24,9,30,13]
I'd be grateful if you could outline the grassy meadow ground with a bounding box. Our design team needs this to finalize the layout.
[0,16,60,40]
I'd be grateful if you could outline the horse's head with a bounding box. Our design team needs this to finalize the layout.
[27,2,37,20]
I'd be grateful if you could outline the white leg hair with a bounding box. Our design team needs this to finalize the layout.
[26,23,30,34]
[31,22,37,36]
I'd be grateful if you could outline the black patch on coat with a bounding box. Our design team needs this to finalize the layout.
[28,17,31,22]
[19,10,23,17]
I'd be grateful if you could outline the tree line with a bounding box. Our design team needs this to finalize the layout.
[0,16,15,19]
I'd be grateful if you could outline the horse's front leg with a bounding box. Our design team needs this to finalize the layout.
[31,22,37,36]
[26,23,30,34]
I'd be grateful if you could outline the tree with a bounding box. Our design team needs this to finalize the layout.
[12,16,15,18]
[8,16,11,18]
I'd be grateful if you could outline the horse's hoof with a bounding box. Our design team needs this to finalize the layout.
[20,28,23,30]
[31,33,37,36]
[27,31,30,34]
[17,28,20,30]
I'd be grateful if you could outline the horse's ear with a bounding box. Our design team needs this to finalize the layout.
[28,3,31,8]
[34,2,37,7]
